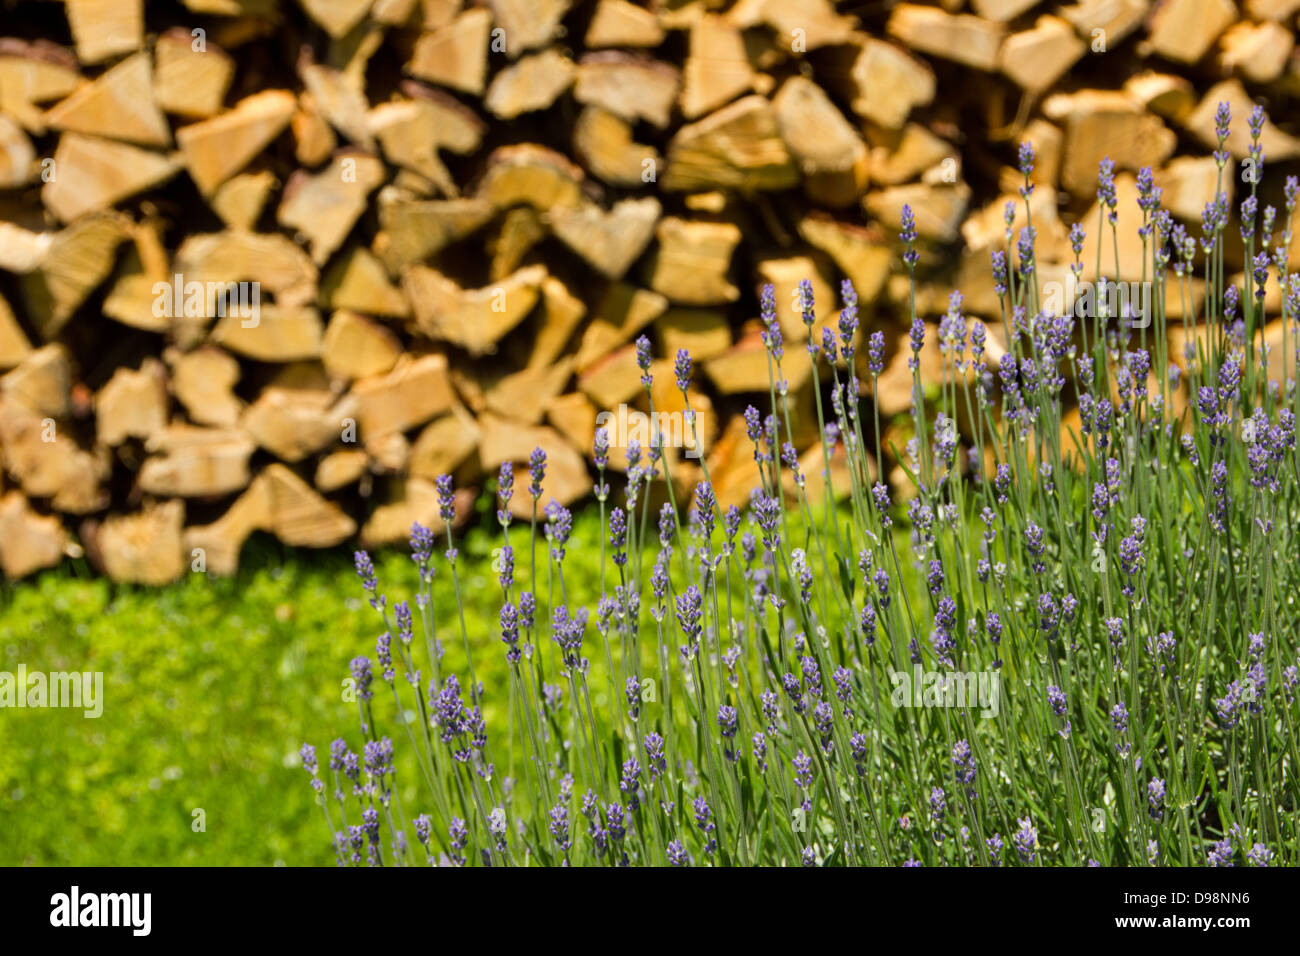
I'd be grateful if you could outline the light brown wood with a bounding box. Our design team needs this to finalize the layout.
[408,9,493,95]
[575,53,681,128]
[351,352,456,438]
[403,264,546,355]
[64,0,143,65]
[886,6,1005,72]
[96,359,168,446]
[587,0,666,47]
[167,346,244,427]
[573,106,661,187]
[0,491,67,579]
[1147,0,1237,64]
[549,197,661,280]
[773,76,869,208]
[646,217,742,305]
[663,95,798,192]
[176,90,296,195]
[277,151,387,264]
[138,424,256,497]
[322,309,404,381]
[42,133,180,223]
[485,49,575,120]
[95,499,186,585]
[153,29,235,119]
[681,14,754,120]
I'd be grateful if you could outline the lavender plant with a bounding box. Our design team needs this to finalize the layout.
[303,104,1300,867]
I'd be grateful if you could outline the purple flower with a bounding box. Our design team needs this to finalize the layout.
[351,656,374,702]
[1013,817,1037,863]
[496,463,514,525]
[952,739,977,787]
[528,447,546,498]
[635,334,653,387]
[674,348,693,393]
[900,205,919,268]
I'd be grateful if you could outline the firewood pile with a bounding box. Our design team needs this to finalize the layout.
[0,0,1296,582]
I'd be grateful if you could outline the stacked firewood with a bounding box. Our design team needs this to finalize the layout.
[0,0,1296,582]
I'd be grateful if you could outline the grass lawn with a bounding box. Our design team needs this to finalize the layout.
[0,513,555,866]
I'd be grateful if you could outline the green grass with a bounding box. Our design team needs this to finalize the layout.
[0,522,539,866]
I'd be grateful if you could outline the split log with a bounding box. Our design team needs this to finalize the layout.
[138,424,256,498]
[828,37,936,131]
[19,213,129,340]
[574,283,668,369]
[94,499,186,585]
[42,134,180,223]
[529,277,588,369]
[485,49,575,120]
[64,0,143,65]
[642,218,738,304]
[44,51,169,147]
[998,17,1086,94]
[549,198,661,280]
[886,6,1005,72]
[586,0,667,48]
[211,306,325,362]
[680,14,755,120]
[351,352,456,438]
[1147,0,1236,64]
[0,40,81,133]
[1123,72,1196,124]
[703,322,814,394]
[210,170,279,230]
[487,0,574,56]
[403,264,546,355]
[408,9,493,95]
[475,144,585,211]
[95,359,168,446]
[292,94,338,167]
[242,386,351,462]
[176,90,296,195]
[154,29,235,119]
[864,182,971,244]
[772,76,870,208]
[1183,80,1300,161]
[575,53,681,128]
[322,246,411,318]
[299,60,375,150]
[277,151,387,264]
[573,106,661,187]
[868,124,957,187]
[663,95,799,192]
[376,194,495,268]
[167,346,244,427]
[322,309,403,381]
[0,292,34,369]
[1058,0,1149,47]
[409,407,481,479]
[798,215,893,305]
[477,415,592,513]
[0,491,68,579]
[484,207,542,281]
[315,448,369,492]
[1043,90,1178,196]
[657,308,731,363]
